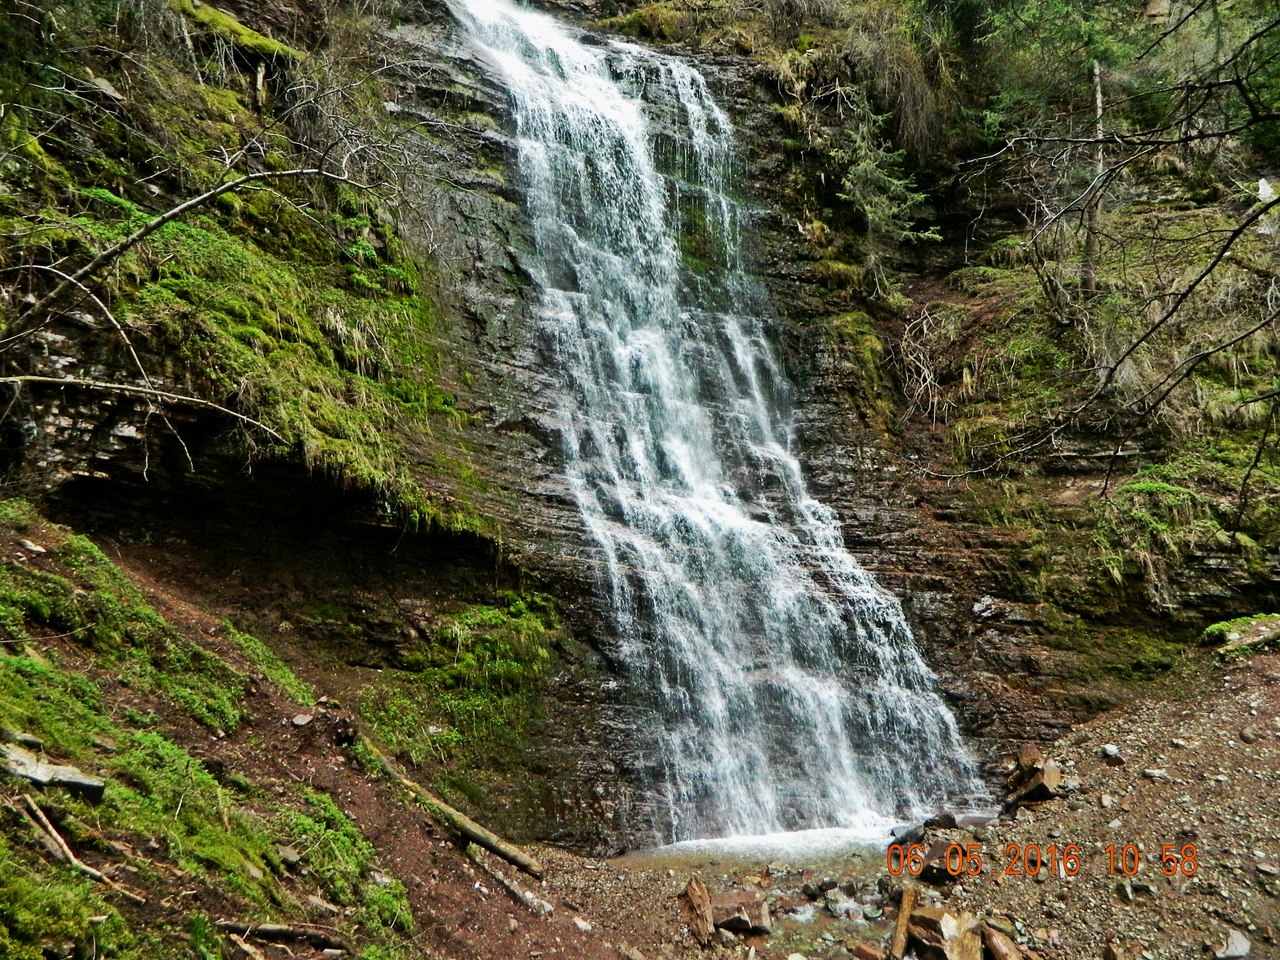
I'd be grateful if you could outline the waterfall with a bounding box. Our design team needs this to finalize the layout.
[449,0,983,844]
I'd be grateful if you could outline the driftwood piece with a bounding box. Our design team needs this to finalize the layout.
[214,921,349,951]
[683,875,714,945]
[890,886,917,959]
[358,735,544,879]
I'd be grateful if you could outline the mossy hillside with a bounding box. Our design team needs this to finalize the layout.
[0,526,247,732]
[0,657,414,957]
[0,502,414,957]
[356,591,562,809]
[0,0,492,534]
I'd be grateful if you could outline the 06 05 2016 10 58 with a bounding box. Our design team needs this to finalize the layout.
[886,841,1199,878]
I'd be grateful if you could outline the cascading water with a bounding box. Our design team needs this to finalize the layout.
[449,0,984,844]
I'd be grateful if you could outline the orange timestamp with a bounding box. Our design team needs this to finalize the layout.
[886,842,1199,879]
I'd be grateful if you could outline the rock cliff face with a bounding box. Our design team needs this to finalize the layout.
[5,0,1276,855]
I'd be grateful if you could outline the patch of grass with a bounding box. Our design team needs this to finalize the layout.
[224,623,316,706]
[279,790,413,938]
[0,836,133,960]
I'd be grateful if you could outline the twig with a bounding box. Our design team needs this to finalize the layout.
[214,920,350,951]
[20,794,147,904]
[1,375,284,441]
[229,934,269,960]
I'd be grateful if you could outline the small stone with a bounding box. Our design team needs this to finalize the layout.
[1257,863,1279,877]
[1172,738,1190,748]
[1142,768,1167,780]
[508,918,519,933]
[291,714,314,727]
[1214,929,1251,958]
[1109,818,1123,829]
[17,538,46,554]
[573,916,592,934]
[1241,727,1260,744]
[715,928,736,947]
[1102,743,1121,757]
[306,894,342,916]
[1116,880,1135,903]
[275,844,303,869]
[863,904,884,921]
[1101,794,1115,809]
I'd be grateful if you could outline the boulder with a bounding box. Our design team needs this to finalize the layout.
[1215,929,1251,959]
[1005,760,1063,810]
[709,891,770,934]
[907,908,982,960]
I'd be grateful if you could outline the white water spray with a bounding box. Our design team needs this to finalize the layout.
[450,0,983,843]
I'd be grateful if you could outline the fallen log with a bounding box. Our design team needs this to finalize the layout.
[357,735,544,880]
[214,921,349,951]
[464,843,554,916]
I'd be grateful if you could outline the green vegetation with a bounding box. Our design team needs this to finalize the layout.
[0,515,248,732]
[0,0,492,534]
[225,623,316,706]
[167,0,304,60]
[1202,613,1280,651]
[357,591,561,805]
[0,502,414,957]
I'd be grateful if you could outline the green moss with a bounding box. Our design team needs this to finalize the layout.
[0,836,133,960]
[356,592,561,807]
[1202,613,1280,650]
[0,504,248,731]
[224,623,316,706]
[168,0,303,60]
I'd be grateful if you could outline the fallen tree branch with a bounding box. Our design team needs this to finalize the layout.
[20,794,147,904]
[357,735,544,880]
[1,375,284,441]
[214,921,350,951]
[14,165,370,335]
[463,843,554,917]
